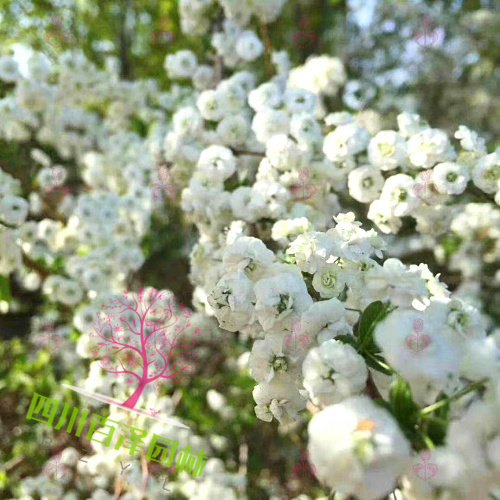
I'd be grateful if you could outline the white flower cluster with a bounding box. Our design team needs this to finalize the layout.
[158,3,500,492]
[207,213,500,499]
[0,51,169,305]
[1,50,246,499]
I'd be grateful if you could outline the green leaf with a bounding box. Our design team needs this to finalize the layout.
[357,301,391,352]
[0,275,12,302]
[335,334,358,349]
[389,376,420,430]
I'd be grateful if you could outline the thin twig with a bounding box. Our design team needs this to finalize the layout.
[230,148,265,157]
[420,378,487,416]
[259,22,273,79]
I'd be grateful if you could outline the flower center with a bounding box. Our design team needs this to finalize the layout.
[271,356,288,372]
[378,143,395,157]
[362,177,374,188]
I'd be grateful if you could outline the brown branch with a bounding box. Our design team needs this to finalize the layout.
[22,254,50,280]
[259,22,273,79]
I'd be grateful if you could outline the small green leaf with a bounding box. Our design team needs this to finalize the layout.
[0,275,12,302]
[389,376,420,429]
[335,334,357,349]
[357,301,390,352]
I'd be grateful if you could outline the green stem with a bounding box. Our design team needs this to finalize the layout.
[420,379,488,416]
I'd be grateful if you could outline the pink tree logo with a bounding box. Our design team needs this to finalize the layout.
[89,288,199,410]
[413,450,438,480]
[292,449,317,479]
[413,15,445,48]
[405,318,431,354]
[412,170,435,202]
[152,165,177,202]
[45,453,69,481]
[292,15,316,47]
[291,167,317,201]
[34,321,64,354]
[284,319,311,356]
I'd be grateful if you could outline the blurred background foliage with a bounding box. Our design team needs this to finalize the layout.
[0,0,499,498]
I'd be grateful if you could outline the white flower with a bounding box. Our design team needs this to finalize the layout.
[235,30,264,61]
[0,195,29,226]
[455,125,486,154]
[197,145,236,181]
[251,0,287,23]
[266,134,302,171]
[323,124,370,163]
[312,264,347,299]
[172,106,203,137]
[197,89,226,121]
[208,272,255,331]
[283,88,316,114]
[0,55,21,82]
[348,166,384,203]
[374,305,461,403]
[432,162,469,195]
[367,199,402,234]
[290,113,322,144]
[271,50,290,75]
[253,373,306,424]
[207,389,235,419]
[192,64,216,90]
[343,80,376,110]
[397,112,427,138]
[164,50,198,79]
[368,130,407,171]
[407,128,455,169]
[216,114,249,146]
[288,56,346,96]
[286,232,336,274]
[56,278,84,306]
[303,339,368,406]
[271,217,312,245]
[249,334,300,383]
[230,186,266,222]
[308,396,411,500]
[365,258,428,308]
[472,152,500,194]
[217,80,247,112]
[379,174,419,217]
[252,109,290,143]
[254,272,313,334]
[301,298,353,343]
[0,227,22,275]
[248,82,282,111]
[222,236,275,279]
